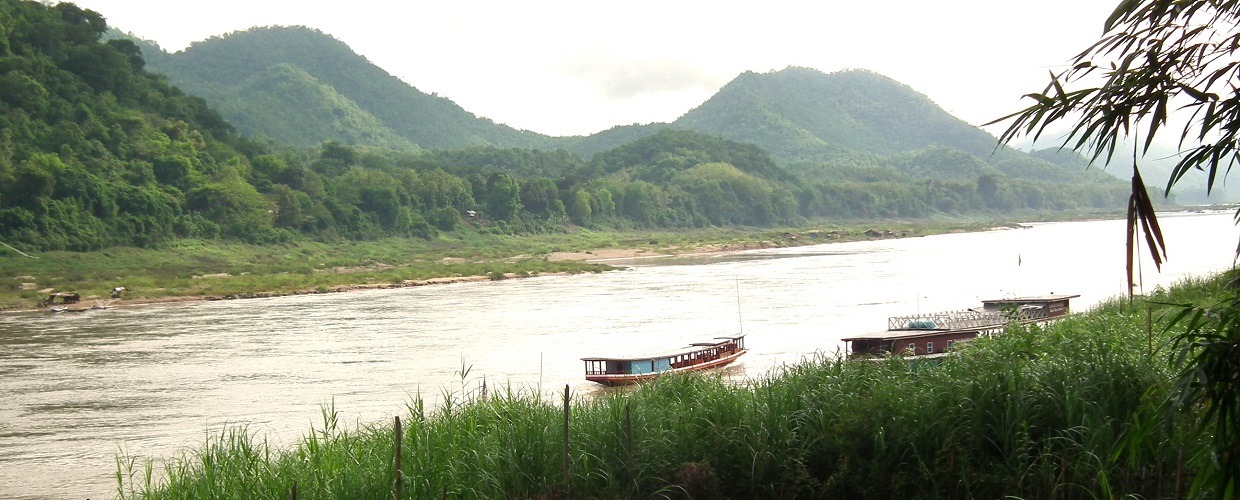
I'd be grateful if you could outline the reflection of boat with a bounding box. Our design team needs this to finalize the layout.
[582,335,748,386]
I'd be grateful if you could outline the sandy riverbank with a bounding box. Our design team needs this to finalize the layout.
[13,274,554,313]
[18,243,785,313]
[8,220,1035,314]
[547,240,788,263]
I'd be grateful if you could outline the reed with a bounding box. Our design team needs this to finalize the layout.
[118,274,1230,499]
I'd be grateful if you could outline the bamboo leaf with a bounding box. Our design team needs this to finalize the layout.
[1179,82,1218,102]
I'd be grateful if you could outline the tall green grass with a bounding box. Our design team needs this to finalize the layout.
[118,274,1230,499]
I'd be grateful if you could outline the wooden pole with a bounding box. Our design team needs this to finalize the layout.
[625,402,633,492]
[394,416,403,500]
[1146,302,1154,357]
[562,384,571,497]
[290,481,297,500]
[1174,445,1184,500]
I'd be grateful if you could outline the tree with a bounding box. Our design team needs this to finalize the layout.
[485,172,520,221]
[567,188,591,225]
[991,1,1240,495]
[518,178,565,218]
[976,174,999,206]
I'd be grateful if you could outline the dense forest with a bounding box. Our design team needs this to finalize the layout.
[0,0,1133,253]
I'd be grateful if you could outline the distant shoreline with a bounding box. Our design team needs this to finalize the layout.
[5,227,988,314]
[8,273,561,314]
[8,244,779,314]
[20,208,1216,314]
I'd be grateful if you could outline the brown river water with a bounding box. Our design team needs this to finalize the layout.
[2,212,1238,499]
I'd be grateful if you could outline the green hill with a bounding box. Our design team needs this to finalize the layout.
[669,68,1121,185]
[138,26,557,150]
[225,63,414,149]
[675,68,998,161]
[585,128,797,184]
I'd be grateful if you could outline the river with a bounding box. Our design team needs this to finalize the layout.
[2,212,1238,499]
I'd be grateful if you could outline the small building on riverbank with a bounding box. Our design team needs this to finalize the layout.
[42,291,81,306]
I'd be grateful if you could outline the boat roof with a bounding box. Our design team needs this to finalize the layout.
[582,335,744,362]
[981,294,1080,304]
[840,329,978,342]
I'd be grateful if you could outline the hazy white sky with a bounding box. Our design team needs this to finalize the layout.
[71,0,1121,137]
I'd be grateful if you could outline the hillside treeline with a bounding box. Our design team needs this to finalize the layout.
[0,0,1130,252]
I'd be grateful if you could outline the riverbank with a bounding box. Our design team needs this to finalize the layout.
[0,216,1087,312]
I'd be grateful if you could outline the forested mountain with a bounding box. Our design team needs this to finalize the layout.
[223,62,415,150]
[0,0,262,250]
[0,0,1138,254]
[136,26,557,150]
[669,68,1125,187]
[676,68,997,161]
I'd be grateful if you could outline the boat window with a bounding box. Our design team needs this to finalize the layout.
[926,341,934,354]
[946,340,954,350]
[906,343,915,354]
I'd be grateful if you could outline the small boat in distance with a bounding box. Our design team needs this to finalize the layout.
[582,335,748,386]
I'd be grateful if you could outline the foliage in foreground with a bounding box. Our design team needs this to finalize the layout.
[117,274,1234,499]
[993,0,1240,494]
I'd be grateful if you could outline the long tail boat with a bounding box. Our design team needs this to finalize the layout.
[581,335,747,386]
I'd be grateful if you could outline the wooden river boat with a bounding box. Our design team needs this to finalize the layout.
[841,294,1079,358]
[582,335,747,386]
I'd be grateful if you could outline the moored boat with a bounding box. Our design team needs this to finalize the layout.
[582,335,748,386]
[842,294,1078,358]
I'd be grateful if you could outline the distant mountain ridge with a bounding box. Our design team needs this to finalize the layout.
[129,25,1119,188]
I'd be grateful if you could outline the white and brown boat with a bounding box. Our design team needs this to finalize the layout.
[582,335,748,386]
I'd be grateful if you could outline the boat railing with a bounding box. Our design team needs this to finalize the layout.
[888,307,1049,331]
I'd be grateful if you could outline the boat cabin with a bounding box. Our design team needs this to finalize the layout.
[981,294,1078,319]
[841,328,979,357]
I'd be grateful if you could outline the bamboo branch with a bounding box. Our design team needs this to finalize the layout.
[0,241,37,259]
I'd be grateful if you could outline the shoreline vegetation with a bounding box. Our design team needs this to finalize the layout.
[115,271,1232,498]
[0,216,1066,312]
